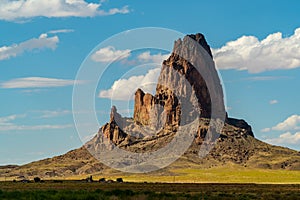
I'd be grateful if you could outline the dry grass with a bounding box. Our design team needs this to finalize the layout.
[53,165,300,184]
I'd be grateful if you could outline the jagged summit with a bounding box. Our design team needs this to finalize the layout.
[184,33,213,58]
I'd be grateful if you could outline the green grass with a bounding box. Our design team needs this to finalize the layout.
[1,166,300,184]
[84,166,300,184]
[170,166,300,183]
[0,182,300,200]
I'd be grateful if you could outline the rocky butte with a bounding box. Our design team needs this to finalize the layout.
[2,33,300,178]
[87,33,253,151]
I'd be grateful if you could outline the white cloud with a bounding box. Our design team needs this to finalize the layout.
[137,51,170,63]
[0,0,130,22]
[269,100,278,105]
[265,132,300,145]
[213,28,300,73]
[0,114,72,132]
[0,33,59,61]
[262,114,300,132]
[263,115,300,147]
[99,68,161,100]
[272,115,300,131]
[0,77,83,89]
[47,29,74,34]
[98,5,130,16]
[96,51,170,100]
[91,48,170,64]
[91,46,131,63]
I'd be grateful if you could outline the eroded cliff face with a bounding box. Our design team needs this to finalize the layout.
[100,106,128,145]
[133,34,226,128]
[133,89,158,126]
[101,33,253,145]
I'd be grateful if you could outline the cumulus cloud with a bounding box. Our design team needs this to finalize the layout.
[213,28,300,73]
[262,114,300,132]
[269,100,278,105]
[96,50,170,100]
[0,77,83,89]
[0,0,130,22]
[262,115,300,147]
[91,46,131,63]
[99,68,161,100]
[265,132,300,145]
[137,51,170,63]
[0,33,59,61]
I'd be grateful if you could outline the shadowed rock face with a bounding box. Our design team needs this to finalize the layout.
[133,33,225,127]
[101,106,128,145]
[102,33,253,145]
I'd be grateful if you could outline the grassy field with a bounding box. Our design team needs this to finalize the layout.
[0,181,300,200]
[1,166,300,184]
[1,166,300,199]
[57,166,300,184]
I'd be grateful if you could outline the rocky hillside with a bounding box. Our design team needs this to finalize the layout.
[1,33,300,179]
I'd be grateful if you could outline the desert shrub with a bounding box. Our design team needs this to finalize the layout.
[116,178,123,183]
[99,178,106,182]
[34,177,41,183]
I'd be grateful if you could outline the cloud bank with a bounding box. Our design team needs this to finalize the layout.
[262,114,300,132]
[96,49,170,100]
[99,68,161,100]
[213,28,300,73]
[265,132,300,145]
[263,115,300,146]
[0,0,129,22]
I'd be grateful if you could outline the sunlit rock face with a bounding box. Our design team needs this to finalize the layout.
[99,33,253,146]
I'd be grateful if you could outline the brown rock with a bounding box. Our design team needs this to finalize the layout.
[133,33,226,133]
[101,107,128,145]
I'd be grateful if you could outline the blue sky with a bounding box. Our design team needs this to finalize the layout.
[1,0,300,165]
